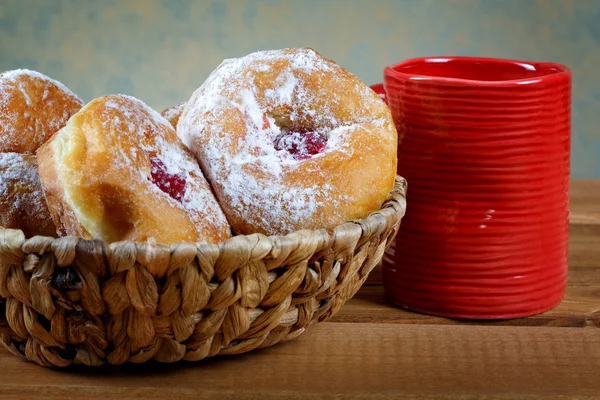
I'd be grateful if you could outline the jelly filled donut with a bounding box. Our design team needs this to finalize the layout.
[37,94,231,244]
[178,48,398,235]
[0,153,57,237]
[0,69,83,153]
[161,102,185,129]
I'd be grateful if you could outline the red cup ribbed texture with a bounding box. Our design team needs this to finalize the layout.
[381,57,571,319]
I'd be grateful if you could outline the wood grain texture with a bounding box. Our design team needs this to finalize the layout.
[0,179,599,399]
[570,180,600,236]
[1,323,600,399]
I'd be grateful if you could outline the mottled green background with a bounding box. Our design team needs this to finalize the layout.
[1,0,599,177]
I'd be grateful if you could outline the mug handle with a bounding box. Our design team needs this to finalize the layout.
[370,83,387,104]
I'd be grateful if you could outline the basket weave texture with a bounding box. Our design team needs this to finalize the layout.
[0,177,406,367]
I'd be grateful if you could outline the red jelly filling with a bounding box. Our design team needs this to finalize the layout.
[274,129,327,160]
[150,157,186,202]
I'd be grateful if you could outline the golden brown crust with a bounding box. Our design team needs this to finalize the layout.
[0,153,57,237]
[0,69,83,153]
[178,48,398,236]
[36,145,84,237]
[38,95,231,245]
[160,102,185,129]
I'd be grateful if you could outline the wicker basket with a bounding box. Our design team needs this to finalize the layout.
[0,176,406,367]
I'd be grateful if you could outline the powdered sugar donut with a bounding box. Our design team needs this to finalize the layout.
[37,94,231,244]
[0,153,57,237]
[0,69,83,153]
[178,48,398,235]
[161,102,185,129]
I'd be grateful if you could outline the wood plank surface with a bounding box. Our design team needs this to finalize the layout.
[0,179,598,399]
[570,180,600,225]
[1,323,600,400]
[570,180,600,238]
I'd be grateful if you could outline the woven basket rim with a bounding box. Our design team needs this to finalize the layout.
[0,175,407,367]
[0,175,407,252]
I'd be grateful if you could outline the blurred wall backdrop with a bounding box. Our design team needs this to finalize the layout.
[0,0,598,177]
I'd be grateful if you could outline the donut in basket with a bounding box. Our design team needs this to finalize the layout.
[178,48,398,236]
[37,94,231,245]
[0,48,406,367]
[0,69,83,237]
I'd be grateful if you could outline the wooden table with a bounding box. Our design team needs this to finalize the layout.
[1,180,599,400]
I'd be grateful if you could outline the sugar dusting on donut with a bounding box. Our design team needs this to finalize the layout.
[100,95,230,233]
[161,102,185,121]
[1,69,81,99]
[0,69,83,153]
[273,129,327,160]
[178,48,395,235]
[160,102,186,128]
[0,153,55,236]
[0,153,46,215]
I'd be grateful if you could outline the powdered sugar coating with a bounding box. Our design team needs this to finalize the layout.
[0,69,83,153]
[0,153,43,214]
[274,130,327,160]
[178,48,397,235]
[160,102,186,128]
[41,94,230,244]
[101,95,230,240]
[1,69,80,99]
[0,152,56,237]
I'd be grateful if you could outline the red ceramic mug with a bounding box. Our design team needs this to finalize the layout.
[375,56,571,319]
